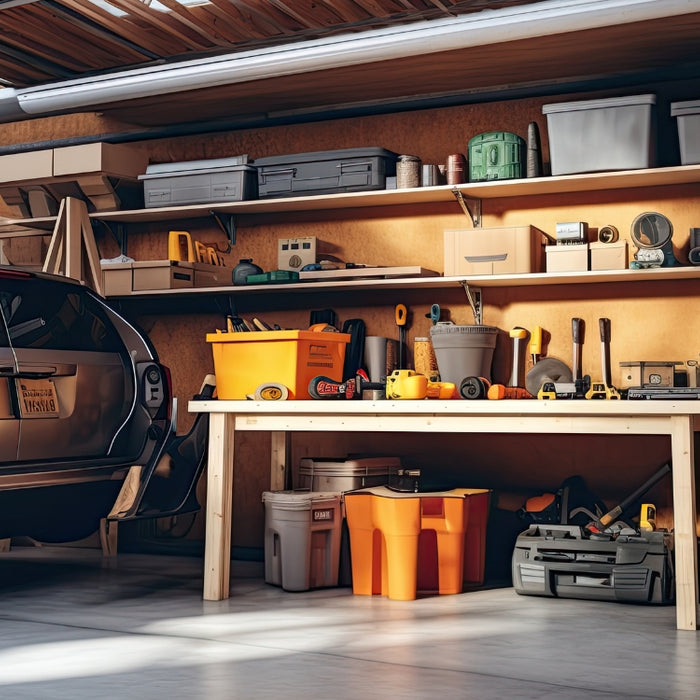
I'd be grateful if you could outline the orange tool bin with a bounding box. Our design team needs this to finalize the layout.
[343,485,491,601]
[206,329,350,399]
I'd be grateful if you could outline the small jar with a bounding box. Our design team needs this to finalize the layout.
[396,154,422,189]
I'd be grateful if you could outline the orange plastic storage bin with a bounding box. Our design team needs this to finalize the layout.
[207,329,350,399]
[344,486,491,601]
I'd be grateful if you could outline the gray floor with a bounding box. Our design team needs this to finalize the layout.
[0,545,697,700]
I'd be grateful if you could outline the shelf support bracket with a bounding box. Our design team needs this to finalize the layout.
[451,188,481,227]
[99,220,128,256]
[459,280,482,325]
[211,212,237,252]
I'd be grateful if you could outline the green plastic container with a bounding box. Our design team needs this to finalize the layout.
[468,131,525,182]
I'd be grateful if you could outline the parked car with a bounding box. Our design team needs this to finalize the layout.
[0,265,175,542]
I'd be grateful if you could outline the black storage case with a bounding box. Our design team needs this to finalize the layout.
[254,147,398,198]
[512,524,673,604]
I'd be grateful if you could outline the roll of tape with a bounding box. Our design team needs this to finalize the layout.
[688,247,700,265]
[598,225,619,243]
[254,383,289,400]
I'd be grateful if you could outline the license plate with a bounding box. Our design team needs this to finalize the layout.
[16,378,59,418]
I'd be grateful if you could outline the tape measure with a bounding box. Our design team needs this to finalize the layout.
[598,225,619,244]
[253,383,289,400]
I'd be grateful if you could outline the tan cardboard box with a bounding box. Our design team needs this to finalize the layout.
[192,261,231,287]
[0,149,53,185]
[444,226,548,276]
[101,262,133,296]
[53,142,149,179]
[589,241,628,270]
[545,243,589,272]
[132,260,194,291]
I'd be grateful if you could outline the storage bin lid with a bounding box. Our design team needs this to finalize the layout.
[299,457,400,476]
[344,485,491,499]
[543,94,656,115]
[206,330,351,344]
[262,490,341,509]
[670,99,700,117]
[140,155,253,179]
[429,323,499,336]
[254,147,398,166]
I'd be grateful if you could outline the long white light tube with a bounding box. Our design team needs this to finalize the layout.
[2,0,698,119]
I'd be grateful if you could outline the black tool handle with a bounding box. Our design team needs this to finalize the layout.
[599,317,612,386]
[572,318,584,381]
[598,462,671,528]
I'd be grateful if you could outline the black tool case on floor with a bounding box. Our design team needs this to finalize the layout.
[254,147,398,198]
[512,524,673,604]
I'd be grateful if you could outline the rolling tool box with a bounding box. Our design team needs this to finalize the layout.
[512,524,673,604]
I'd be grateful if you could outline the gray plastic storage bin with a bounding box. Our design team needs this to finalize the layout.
[670,99,700,165]
[139,157,258,207]
[262,490,342,592]
[297,456,400,492]
[254,147,398,198]
[542,94,656,175]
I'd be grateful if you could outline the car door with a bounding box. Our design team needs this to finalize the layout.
[1,274,135,465]
[0,285,19,463]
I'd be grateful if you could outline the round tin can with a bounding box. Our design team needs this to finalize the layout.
[396,154,422,188]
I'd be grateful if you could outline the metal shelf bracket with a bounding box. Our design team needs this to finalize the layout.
[211,211,237,251]
[451,188,481,227]
[459,280,482,324]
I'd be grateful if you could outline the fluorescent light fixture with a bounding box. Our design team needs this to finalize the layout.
[0,0,696,122]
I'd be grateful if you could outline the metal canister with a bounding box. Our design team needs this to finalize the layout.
[446,153,467,184]
[396,155,422,188]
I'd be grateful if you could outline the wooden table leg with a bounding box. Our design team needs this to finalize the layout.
[669,416,698,631]
[270,431,288,491]
[203,412,235,601]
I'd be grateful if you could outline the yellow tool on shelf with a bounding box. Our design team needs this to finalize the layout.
[168,230,224,265]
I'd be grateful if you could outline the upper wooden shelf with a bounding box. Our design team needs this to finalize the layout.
[1,165,699,232]
[109,266,700,301]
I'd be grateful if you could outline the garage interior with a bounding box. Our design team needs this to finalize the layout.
[1,0,699,697]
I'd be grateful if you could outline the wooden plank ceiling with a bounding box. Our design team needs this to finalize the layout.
[0,0,535,88]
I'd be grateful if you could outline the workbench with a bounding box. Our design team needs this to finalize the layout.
[187,399,700,631]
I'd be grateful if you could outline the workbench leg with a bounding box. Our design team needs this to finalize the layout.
[203,412,235,601]
[270,431,288,491]
[669,416,698,631]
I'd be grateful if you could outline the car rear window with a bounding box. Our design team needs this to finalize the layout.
[0,277,124,352]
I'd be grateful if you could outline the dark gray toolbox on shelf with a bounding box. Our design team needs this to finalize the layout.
[254,147,398,198]
[139,156,258,207]
[512,524,673,604]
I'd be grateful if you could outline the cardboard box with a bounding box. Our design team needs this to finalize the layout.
[192,261,231,287]
[444,226,547,276]
[545,244,589,272]
[132,260,194,291]
[53,142,149,179]
[589,241,628,271]
[0,149,53,185]
[101,262,134,296]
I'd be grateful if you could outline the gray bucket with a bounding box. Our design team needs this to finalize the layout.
[429,323,499,384]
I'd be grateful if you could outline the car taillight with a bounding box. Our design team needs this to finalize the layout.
[0,268,31,279]
[162,364,173,422]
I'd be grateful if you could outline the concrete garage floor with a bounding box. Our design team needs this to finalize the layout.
[0,545,697,700]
